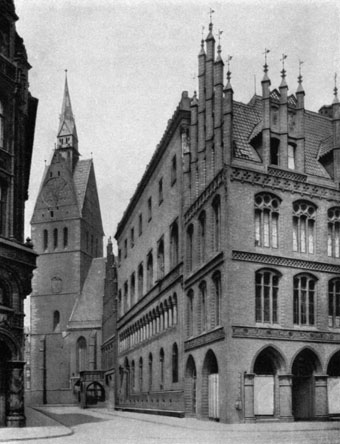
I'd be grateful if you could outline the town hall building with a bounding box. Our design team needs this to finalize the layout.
[113,18,340,423]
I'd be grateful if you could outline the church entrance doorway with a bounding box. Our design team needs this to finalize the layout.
[184,355,196,416]
[292,349,320,420]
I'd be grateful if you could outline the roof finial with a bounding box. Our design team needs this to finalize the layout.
[209,8,215,30]
[226,55,232,85]
[334,73,339,103]
[201,25,205,49]
[217,29,223,57]
[280,53,287,78]
[297,59,304,93]
[263,48,270,75]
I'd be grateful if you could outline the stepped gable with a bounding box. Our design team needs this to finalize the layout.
[67,257,106,330]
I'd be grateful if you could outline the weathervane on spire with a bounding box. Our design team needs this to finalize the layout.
[263,48,270,65]
[298,60,304,76]
[280,54,287,70]
[226,55,232,82]
[209,8,215,23]
[218,29,223,44]
[201,26,205,40]
[334,72,338,98]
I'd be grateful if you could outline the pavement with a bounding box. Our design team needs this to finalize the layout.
[1,405,340,443]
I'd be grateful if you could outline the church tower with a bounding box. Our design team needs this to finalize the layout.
[29,75,104,405]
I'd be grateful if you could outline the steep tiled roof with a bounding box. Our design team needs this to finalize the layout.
[67,257,105,329]
[304,111,332,178]
[73,159,92,211]
[233,99,262,162]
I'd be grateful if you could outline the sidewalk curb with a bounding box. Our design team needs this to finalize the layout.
[0,407,73,442]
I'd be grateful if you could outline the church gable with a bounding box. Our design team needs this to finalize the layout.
[31,150,80,223]
[77,161,104,235]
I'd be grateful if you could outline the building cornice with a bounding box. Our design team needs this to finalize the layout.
[232,250,340,274]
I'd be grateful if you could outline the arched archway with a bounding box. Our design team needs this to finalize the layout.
[327,350,340,415]
[291,348,322,420]
[86,382,105,405]
[253,346,286,417]
[184,355,197,416]
[202,350,219,420]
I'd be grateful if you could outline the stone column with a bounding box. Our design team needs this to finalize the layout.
[278,374,294,421]
[314,375,328,420]
[7,362,25,427]
[244,373,255,423]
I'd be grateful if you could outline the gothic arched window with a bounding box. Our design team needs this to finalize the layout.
[293,274,316,326]
[255,193,280,248]
[76,336,87,373]
[293,201,316,254]
[328,278,340,328]
[255,269,280,324]
[328,207,340,257]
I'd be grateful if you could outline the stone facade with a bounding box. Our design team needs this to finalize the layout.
[0,0,37,427]
[29,77,105,406]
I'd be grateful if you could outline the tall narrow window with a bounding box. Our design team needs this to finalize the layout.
[0,183,6,235]
[187,290,194,337]
[53,228,58,249]
[124,281,128,312]
[118,290,122,318]
[139,213,143,235]
[212,195,221,252]
[147,251,153,290]
[254,193,280,248]
[171,155,177,185]
[138,263,144,299]
[0,101,4,148]
[170,221,179,268]
[130,227,135,248]
[160,348,164,389]
[328,279,340,328]
[292,201,316,254]
[157,237,165,280]
[172,343,179,383]
[130,273,136,305]
[198,211,206,263]
[53,310,60,331]
[76,337,87,373]
[270,138,280,165]
[328,208,340,257]
[187,224,194,272]
[212,271,221,327]
[148,353,153,391]
[158,178,163,205]
[148,197,152,221]
[124,239,127,258]
[131,360,135,392]
[139,357,143,392]
[199,281,207,333]
[293,274,316,326]
[43,229,48,250]
[288,144,296,170]
[63,227,68,248]
[255,269,279,324]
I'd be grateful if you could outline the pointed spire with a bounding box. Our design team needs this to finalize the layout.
[199,26,206,55]
[58,70,78,143]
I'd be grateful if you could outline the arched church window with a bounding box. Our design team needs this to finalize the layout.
[76,336,87,373]
[53,228,58,249]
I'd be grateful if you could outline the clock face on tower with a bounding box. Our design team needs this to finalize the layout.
[42,176,68,207]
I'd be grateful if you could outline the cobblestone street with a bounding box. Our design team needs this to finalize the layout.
[3,406,340,444]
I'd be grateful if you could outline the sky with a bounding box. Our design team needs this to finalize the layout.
[14,0,340,253]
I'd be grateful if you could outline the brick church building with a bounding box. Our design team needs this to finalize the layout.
[113,18,340,423]
[0,0,37,427]
[29,75,106,405]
